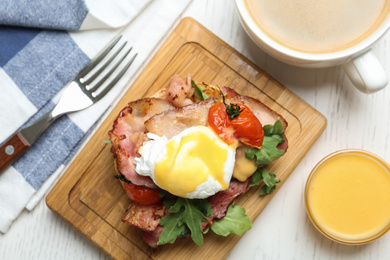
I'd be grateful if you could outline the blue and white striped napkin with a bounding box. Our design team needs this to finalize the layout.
[0,0,148,31]
[0,0,192,233]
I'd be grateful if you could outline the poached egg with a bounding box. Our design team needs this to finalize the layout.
[135,126,236,199]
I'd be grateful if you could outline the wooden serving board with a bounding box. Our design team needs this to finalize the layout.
[46,18,326,260]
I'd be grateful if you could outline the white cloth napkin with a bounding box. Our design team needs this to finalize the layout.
[0,0,192,233]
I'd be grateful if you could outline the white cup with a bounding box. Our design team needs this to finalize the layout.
[235,0,390,93]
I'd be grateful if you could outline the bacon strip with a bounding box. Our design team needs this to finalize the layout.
[202,178,250,229]
[109,98,174,188]
[143,225,164,248]
[208,178,250,219]
[122,201,166,232]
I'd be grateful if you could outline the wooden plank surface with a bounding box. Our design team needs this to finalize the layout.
[46,17,327,260]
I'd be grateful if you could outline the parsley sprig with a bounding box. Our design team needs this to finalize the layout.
[219,87,244,120]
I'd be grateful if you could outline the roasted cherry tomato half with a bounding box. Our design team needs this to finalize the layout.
[208,102,264,148]
[124,182,162,204]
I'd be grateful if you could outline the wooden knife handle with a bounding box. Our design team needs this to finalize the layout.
[0,133,30,172]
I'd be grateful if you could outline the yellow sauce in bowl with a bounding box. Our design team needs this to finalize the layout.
[305,150,390,244]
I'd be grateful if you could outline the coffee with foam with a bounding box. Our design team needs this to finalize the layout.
[244,0,390,53]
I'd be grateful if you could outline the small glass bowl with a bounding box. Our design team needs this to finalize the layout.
[305,149,390,245]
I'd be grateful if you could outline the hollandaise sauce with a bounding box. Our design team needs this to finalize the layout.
[305,150,390,244]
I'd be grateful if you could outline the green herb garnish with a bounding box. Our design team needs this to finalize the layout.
[191,80,209,100]
[114,172,130,183]
[249,167,281,195]
[245,120,285,166]
[245,120,285,195]
[159,190,168,198]
[158,198,213,246]
[218,86,244,120]
[157,197,253,246]
[210,202,252,236]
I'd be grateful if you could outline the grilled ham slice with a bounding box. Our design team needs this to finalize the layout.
[144,98,215,138]
[109,98,174,188]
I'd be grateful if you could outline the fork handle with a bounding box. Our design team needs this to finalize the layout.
[0,133,31,172]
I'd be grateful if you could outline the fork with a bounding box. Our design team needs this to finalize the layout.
[0,35,137,172]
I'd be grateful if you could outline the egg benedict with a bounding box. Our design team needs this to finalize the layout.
[108,74,288,247]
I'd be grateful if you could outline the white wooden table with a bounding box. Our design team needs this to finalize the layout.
[2,0,390,259]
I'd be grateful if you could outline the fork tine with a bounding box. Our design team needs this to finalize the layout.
[83,41,127,87]
[78,35,122,79]
[94,53,138,101]
[89,45,132,93]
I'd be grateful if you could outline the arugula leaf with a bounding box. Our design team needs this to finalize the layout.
[158,198,212,246]
[158,208,190,245]
[211,202,252,236]
[260,168,281,195]
[263,120,284,135]
[158,190,168,198]
[245,120,285,166]
[191,80,209,100]
[191,198,213,216]
[103,139,111,144]
[248,168,263,188]
[246,135,285,165]
[249,167,281,195]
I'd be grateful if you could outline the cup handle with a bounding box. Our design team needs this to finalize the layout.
[342,49,388,93]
